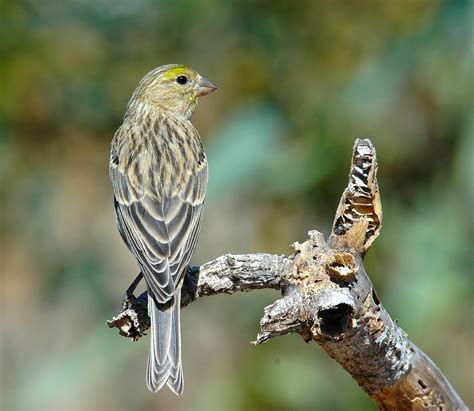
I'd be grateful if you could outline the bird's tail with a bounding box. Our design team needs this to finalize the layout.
[146,292,183,395]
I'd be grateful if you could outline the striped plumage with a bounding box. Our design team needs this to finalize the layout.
[109,64,217,394]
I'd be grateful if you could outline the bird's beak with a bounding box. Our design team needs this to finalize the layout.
[197,77,218,97]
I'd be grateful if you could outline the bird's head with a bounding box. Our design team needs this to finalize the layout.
[127,64,218,119]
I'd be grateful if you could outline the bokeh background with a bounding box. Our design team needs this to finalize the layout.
[1,0,473,410]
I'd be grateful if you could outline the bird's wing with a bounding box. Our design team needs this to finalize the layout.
[110,126,208,304]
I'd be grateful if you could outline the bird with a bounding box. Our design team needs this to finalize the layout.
[109,64,217,394]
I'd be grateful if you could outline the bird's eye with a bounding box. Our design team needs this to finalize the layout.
[176,75,188,85]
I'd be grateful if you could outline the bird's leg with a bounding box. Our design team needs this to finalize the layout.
[125,271,144,298]
[107,271,149,340]
[122,271,144,310]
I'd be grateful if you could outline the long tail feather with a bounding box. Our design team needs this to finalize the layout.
[146,293,183,395]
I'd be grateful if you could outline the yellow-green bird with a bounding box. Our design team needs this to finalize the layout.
[109,64,217,394]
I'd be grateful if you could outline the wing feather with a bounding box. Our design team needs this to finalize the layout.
[110,126,207,304]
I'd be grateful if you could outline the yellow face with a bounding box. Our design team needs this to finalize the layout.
[131,64,217,119]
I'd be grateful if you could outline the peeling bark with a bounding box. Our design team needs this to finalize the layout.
[107,139,467,410]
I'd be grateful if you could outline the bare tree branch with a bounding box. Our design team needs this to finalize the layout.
[107,139,467,410]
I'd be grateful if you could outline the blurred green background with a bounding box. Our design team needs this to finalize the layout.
[1,0,473,410]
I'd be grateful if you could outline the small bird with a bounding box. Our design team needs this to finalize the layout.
[109,64,217,394]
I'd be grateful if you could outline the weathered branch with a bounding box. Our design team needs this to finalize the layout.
[107,139,467,410]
